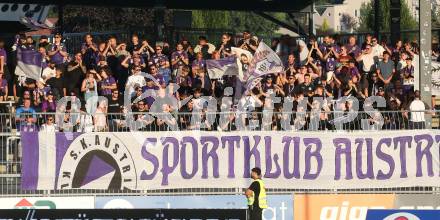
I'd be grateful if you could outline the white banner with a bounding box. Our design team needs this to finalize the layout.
[431,60,440,95]
[22,130,440,190]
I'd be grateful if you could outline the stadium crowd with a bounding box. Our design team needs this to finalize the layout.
[0,31,431,132]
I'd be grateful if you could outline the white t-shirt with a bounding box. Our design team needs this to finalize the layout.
[372,44,385,60]
[361,52,376,72]
[409,99,426,122]
[126,74,146,94]
[40,123,57,132]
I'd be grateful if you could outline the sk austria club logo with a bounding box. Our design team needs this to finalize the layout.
[57,133,137,190]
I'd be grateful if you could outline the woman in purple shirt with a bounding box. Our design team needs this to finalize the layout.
[97,68,117,96]
[41,91,57,112]
[0,72,7,100]
[191,52,206,78]
[0,39,10,82]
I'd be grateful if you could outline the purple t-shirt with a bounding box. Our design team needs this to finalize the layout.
[192,59,206,69]
[345,44,362,57]
[99,76,116,96]
[152,74,165,85]
[129,57,145,65]
[319,43,332,54]
[171,51,188,69]
[0,79,7,93]
[0,48,7,64]
[349,66,360,77]
[325,57,337,72]
[41,100,56,112]
[176,75,192,87]
[149,54,168,68]
[49,43,67,64]
[143,85,159,107]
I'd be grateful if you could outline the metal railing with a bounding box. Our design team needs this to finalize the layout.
[29,28,440,56]
[2,110,438,132]
[0,110,439,197]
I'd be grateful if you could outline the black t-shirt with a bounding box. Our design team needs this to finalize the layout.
[107,96,123,113]
[216,42,235,58]
[237,39,258,53]
[46,76,65,97]
[65,61,84,90]
[128,43,142,54]
[248,180,261,209]
[299,83,314,95]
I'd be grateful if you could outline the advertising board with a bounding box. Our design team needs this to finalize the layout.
[0,197,94,209]
[96,195,293,220]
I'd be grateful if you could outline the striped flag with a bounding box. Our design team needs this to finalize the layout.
[15,44,46,81]
[206,56,238,80]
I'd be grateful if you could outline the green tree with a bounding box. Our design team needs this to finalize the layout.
[316,18,334,35]
[357,0,418,32]
[191,10,282,38]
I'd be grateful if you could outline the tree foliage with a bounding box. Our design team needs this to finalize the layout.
[340,13,357,32]
[191,10,281,37]
[316,18,334,35]
[62,6,172,33]
[432,0,440,28]
[357,0,418,32]
[61,7,281,38]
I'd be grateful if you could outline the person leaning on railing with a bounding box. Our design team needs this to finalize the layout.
[405,90,429,129]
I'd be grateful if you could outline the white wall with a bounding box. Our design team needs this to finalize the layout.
[312,0,418,32]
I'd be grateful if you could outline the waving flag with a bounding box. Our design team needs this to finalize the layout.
[205,56,238,80]
[246,42,284,91]
[15,45,46,81]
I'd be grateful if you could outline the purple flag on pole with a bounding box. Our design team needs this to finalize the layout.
[206,56,238,79]
[15,42,46,81]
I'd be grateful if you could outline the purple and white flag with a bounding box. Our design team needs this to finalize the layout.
[206,56,238,80]
[15,43,46,81]
[20,17,53,30]
[246,42,284,91]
